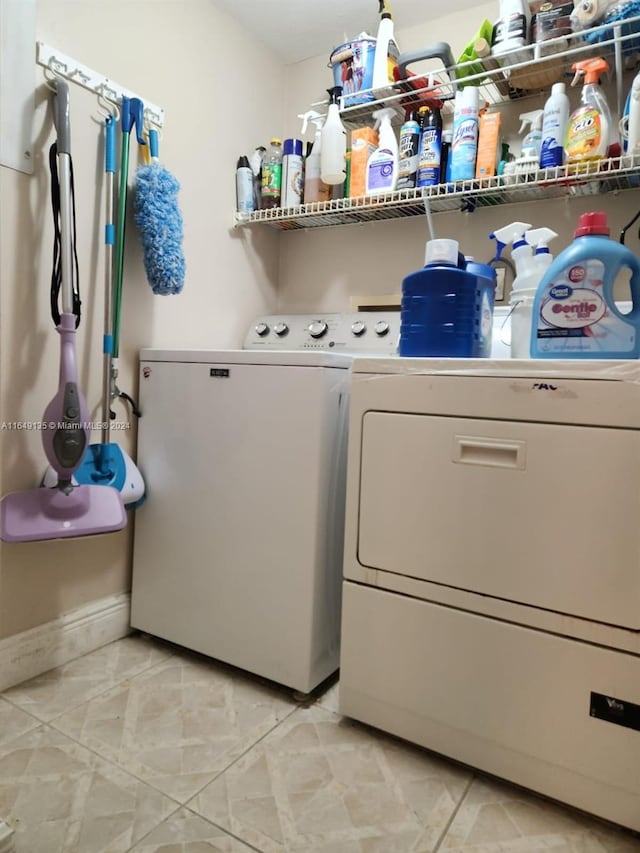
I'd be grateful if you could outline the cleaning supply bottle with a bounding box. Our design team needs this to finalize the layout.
[450,87,479,182]
[540,83,570,168]
[565,58,618,168]
[515,110,543,175]
[397,109,420,190]
[416,105,442,188]
[261,138,283,209]
[372,0,400,98]
[491,0,531,56]
[622,69,640,158]
[235,155,254,220]
[281,139,304,208]
[509,227,558,357]
[321,86,347,185]
[399,238,495,357]
[298,111,331,203]
[365,107,399,195]
[531,211,640,358]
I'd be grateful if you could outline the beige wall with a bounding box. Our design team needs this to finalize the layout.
[0,0,283,640]
[276,4,640,311]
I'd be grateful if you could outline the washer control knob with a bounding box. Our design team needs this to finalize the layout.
[351,321,366,337]
[274,322,289,337]
[374,320,390,336]
[255,322,270,337]
[308,320,328,339]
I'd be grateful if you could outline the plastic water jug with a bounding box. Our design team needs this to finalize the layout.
[399,240,496,357]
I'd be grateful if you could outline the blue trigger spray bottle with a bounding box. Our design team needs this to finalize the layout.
[530,211,640,358]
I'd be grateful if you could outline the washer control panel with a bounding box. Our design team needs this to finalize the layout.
[243,313,400,354]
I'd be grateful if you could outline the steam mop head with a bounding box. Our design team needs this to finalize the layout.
[134,162,186,295]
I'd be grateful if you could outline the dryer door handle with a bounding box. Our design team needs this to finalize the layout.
[453,435,526,470]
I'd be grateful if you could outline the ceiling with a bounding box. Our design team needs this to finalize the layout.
[210,0,481,65]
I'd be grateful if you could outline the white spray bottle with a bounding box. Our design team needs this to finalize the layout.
[366,107,399,195]
[514,110,543,176]
[299,110,331,203]
[489,221,533,274]
[508,227,558,358]
[321,86,347,186]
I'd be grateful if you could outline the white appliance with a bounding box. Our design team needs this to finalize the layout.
[130,313,399,695]
[339,356,640,831]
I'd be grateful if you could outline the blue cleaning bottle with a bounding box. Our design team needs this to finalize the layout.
[530,211,640,358]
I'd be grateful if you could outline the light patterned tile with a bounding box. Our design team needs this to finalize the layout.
[0,725,177,853]
[127,807,258,851]
[0,698,39,746]
[439,775,630,852]
[3,634,172,722]
[52,654,296,804]
[315,680,339,714]
[191,704,472,853]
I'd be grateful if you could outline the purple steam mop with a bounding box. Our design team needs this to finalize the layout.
[0,80,126,542]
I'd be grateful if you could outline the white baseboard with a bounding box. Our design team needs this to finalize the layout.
[0,592,131,692]
[0,819,14,852]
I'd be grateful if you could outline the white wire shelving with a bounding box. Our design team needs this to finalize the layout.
[237,15,640,231]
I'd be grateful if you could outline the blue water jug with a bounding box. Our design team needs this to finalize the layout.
[399,240,496,357]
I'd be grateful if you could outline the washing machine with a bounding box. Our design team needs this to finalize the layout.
[339,355,640,831]
[130,313,398,695]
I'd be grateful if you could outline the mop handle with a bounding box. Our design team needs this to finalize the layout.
[52,80,74,317]
[103,116,116,442]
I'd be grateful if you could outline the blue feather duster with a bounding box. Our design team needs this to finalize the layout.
[134,130,186,295]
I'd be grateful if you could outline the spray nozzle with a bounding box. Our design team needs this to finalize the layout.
[518,110,544,135]
[489,221,532,260]
[298,110,324,135]
[525,227,558,254]
[326,86,343,106]
[571,57,609,86]
[378,0,393,19]
[372,107,395,130]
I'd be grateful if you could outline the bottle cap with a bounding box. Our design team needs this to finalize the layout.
[270,138,282,146]
[551,82,566,95]
[283,138,303,156]
[236,155,250,169]
[425,238,459,267]
[574,211,609,237]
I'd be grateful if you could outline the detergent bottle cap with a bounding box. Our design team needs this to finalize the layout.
[425,238,459,267]
[571,57,609,86]
[574,211,610,237]
[525,227,558,253]
[489,221,532,260]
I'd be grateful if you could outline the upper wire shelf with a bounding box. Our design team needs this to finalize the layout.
[336,13,640,127]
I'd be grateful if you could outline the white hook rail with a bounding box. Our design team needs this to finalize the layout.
[36,41,165,128]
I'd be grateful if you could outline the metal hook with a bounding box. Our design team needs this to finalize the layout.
[42,64,61,93]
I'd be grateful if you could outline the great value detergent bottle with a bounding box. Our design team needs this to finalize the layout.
[530,212,640,358]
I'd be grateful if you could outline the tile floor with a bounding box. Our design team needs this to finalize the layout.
[0,633,638,853]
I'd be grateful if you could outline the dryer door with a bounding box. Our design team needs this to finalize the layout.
[357,411,640,629]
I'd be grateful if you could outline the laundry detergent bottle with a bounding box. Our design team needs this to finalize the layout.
[530,211,640,358]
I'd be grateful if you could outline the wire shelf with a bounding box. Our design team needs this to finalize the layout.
[238,158,640,231]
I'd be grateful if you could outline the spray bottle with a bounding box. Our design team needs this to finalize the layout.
[321,86,347,186]
[372,0,400,98]
[299,111,331,203]
[514,110,543,176]
[366,107,399,195]
[489,221,533,279]
[565,58,619,166]
[509,227,558,357]
[622,69,640,159]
